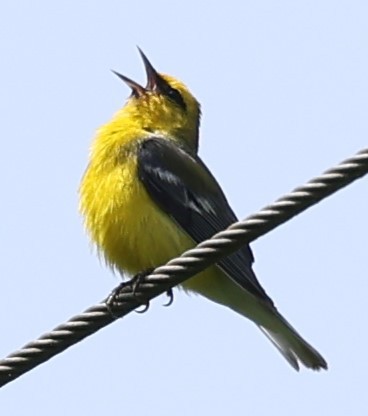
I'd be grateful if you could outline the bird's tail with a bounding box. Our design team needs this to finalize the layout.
[189,269,327,370]
[257,308,327,371]
[226,291,327,371]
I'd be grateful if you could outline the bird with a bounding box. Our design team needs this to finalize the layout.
[79,49,327,371]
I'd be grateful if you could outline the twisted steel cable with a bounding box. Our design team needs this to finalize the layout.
[0,147,367,388]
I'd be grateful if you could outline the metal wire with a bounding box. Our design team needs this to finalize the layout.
[0,147,367,388]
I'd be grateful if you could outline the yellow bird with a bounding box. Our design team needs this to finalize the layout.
[80,50,327,371]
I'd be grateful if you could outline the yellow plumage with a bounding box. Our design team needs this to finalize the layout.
[80,115,227,298]
[79,50,327,371]
[81,72,194,266]
[79,79,219,295]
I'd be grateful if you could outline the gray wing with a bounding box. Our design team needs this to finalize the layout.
[137,137,273,305]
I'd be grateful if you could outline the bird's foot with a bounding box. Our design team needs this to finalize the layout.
[105,269,153,317]
[132,269,154,313]
[163,288,174,307]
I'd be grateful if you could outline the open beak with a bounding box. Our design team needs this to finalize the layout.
[112,48,161,97]
[111,70,146,98]
[137,47,160,90]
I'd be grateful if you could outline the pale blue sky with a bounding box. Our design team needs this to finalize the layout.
[1,1,367,415]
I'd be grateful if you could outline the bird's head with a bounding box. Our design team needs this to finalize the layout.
[112,49,201,152]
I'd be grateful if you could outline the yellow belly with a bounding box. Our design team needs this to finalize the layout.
[80,154,224,296]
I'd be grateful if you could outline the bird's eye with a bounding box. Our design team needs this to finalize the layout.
[155,75,187,111]
[166,87,187,110]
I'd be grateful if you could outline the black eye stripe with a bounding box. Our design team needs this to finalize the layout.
[165,86,187,110]
[156,77,187,111]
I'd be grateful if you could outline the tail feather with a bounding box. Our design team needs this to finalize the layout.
[259,326,300,370]
[191,268,327,370]
[258,311,328,371]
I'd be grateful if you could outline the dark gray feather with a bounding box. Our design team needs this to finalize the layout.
[137,138,273,304]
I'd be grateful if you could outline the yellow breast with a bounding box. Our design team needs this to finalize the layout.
[79,114,225,297]
[79,144,194,276]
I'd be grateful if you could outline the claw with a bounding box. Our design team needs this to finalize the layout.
[163,288,174,307]
[135,302,150,313]
[105,268,154,317]
[105,281,130,319]
[131,269,153,313]
[132,273,144,297]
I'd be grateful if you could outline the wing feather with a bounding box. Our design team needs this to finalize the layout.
[137,138,272,304]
